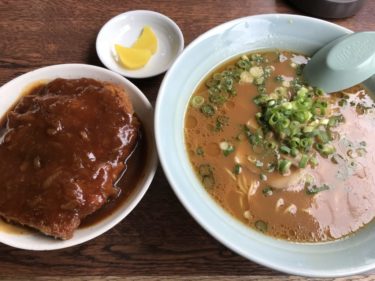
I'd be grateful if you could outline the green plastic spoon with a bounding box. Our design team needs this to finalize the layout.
[303,31,375,93]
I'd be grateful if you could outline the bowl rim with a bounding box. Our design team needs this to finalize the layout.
[0,63,158,250]
[96,9,185,79]
[154,13,375,277]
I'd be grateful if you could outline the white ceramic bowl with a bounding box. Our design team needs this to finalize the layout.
[155,14,375,277]
[96,10,184,78]
[0,64,158,250]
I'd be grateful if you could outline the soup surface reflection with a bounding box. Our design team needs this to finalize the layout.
[184,51,375,242]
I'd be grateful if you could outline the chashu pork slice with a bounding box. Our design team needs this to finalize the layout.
[0,78,140,240]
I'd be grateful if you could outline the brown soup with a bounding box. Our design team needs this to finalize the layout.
[184,51,375,242]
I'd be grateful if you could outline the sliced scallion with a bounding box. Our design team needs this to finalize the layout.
[255,220,268,232]
[262,187,273,196]
[278,159,292,175]
[200,103,215,117]
[234,164,242,175]
[299,154,309,168]
[280,145,291,154]
[196,147,204,156]
[306,183,330,195]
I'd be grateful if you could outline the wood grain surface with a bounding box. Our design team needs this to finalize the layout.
[0,0,375,280]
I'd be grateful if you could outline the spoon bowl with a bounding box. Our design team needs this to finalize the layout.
[303,31,375,93]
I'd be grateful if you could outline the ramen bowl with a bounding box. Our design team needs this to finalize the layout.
[0,64,158,250]
[155,14,375,277]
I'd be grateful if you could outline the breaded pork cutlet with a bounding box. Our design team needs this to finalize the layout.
[0,78,140,239]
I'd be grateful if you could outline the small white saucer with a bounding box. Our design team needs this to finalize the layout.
[96,10,184,79]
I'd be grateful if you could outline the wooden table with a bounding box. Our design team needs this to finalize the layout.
[0,1,374,280]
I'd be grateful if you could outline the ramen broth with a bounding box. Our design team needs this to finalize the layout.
[184,51,375,242]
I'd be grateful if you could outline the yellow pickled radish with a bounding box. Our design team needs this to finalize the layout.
[115,44,152,70]
[131,26,158,54]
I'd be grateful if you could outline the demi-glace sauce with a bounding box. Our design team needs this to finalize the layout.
[80,127,148,227]
[185,51,375,242]
[0,132,147,233]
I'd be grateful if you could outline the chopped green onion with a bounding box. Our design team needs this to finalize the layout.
[248,132,263,146]
[200,103,215,117]
[315,143,324,151]
[255,220,268,232]
[281,102,293,110]
[289,137,300,148]
[316,130,330,144]
[265,140,277,150]
[328,115,344,127]
[215,115,229,131]
[237,59,250,69]
[267,99,276,107]
[356,147,366,157]
[294,110,311,123]
[290,147,299,157]
[199,164,212,177]
[274,86,287,97]
[191,96,205,108]
[314,88,325,96]
[234,164,242,175]
[262,187,273,196]
[257,86,266,94]
[299,154,309,168]
[269,112,281,126]
[297,87,308,98]
[267,163,276,173]
[202,176,215,189]
[213,73,222,80]
[250,66,264,78]
[205,78,219,88]
[300,138,313,150]
[360,141,367,146]
[278,159,292,175]
[331,154,340,164]
[255,160,264,168]
[303,125,314,133]
[255,77,265,85]
[275,75,284,82]
[338,99,347,107]
[306,184,330,195]
[220,142,235,156]
[279,118,290,129]
[280,145,291,154]
[196,147,204,156]
[209,91,228,105]
[310,155,318,167]
[316,143,336,157]
[260,173,267,181]
[253,94,270,105]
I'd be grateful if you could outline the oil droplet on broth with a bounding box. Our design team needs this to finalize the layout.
[206,142,221,156]
[185,115,198,129]
[225,101,235,109]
